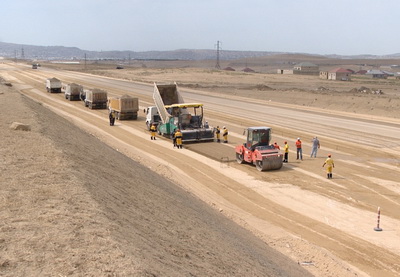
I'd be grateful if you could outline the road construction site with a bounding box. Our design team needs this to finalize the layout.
[1,62,400,277]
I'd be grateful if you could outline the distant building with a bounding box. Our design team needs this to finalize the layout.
[293,62,319,75]
[356,70,367,75]
[319,71,328,79]
[328,68,352,81]
[277,69,294,74]
[365,70,393,79]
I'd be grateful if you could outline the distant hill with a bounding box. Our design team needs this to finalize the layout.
[1,41,400,61]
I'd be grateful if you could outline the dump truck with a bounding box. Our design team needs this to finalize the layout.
[46,77,62,93]
[235,127,283,171]
[84,89,108,109]
[145,106,161,130]
[153,82,214,142]
[62,83,83,101]
[107,95,139,120]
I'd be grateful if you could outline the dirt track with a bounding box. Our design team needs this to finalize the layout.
[0,78,314,276]
[1,62,400,276]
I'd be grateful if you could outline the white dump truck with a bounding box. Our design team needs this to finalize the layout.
[62,83,83,101]
[46,77,62,93]
[145,106,161,130]
[84,89,108,109]
[107,95,139,120]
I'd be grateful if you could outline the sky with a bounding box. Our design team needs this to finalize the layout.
[1,0,399,56]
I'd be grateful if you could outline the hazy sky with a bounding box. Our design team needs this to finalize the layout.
[1,0,399,55]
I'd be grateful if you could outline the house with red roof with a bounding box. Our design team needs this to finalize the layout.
[328,68,352,81]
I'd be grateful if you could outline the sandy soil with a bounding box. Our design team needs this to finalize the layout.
[0,80,312,276]
[2,60,400,277]
[70,65,400,119]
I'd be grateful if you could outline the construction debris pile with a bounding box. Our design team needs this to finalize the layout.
[349,86,384,95]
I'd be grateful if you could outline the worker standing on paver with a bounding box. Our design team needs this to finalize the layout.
[310,136,320,158]
[296,138,303,160]
[222,126,228,143]
[174,129,183,149]
[273,142,280,150]
[215,126,221,142]
[150,123,157,140]
[322,154,335,179]
[283,141,289,163]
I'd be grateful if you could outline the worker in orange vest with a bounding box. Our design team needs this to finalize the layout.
[295,138,302,160]
[273,142,280,150]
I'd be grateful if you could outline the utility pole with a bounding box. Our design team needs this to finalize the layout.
[21,47,25,60]
[84,53,87,70]
[215,40,221,69]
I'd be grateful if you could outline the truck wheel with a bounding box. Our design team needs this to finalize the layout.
[236,152,245,164]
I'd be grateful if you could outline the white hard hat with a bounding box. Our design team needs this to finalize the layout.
[223,126,226,128]
[297,137,300,140]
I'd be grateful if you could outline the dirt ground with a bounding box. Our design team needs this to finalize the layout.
[0,82,317,276]
[1,59,400,277]
[51,61,400,119]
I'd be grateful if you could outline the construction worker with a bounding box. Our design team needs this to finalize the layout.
[283,141,289,163]
[150,123,157,140]
[222,126,228,143]
[172,129,177,147]
[215,126,221,142]
[322,154,335,179]
[273,142,280,150]
[295,138,302,160]
[109,110,116,126]
[310,136,320,158]
[174,129,183,149]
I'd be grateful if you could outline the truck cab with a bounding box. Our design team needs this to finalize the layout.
[145,106,161,130]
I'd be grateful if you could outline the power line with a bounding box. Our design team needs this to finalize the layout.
[215,40,221,69]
